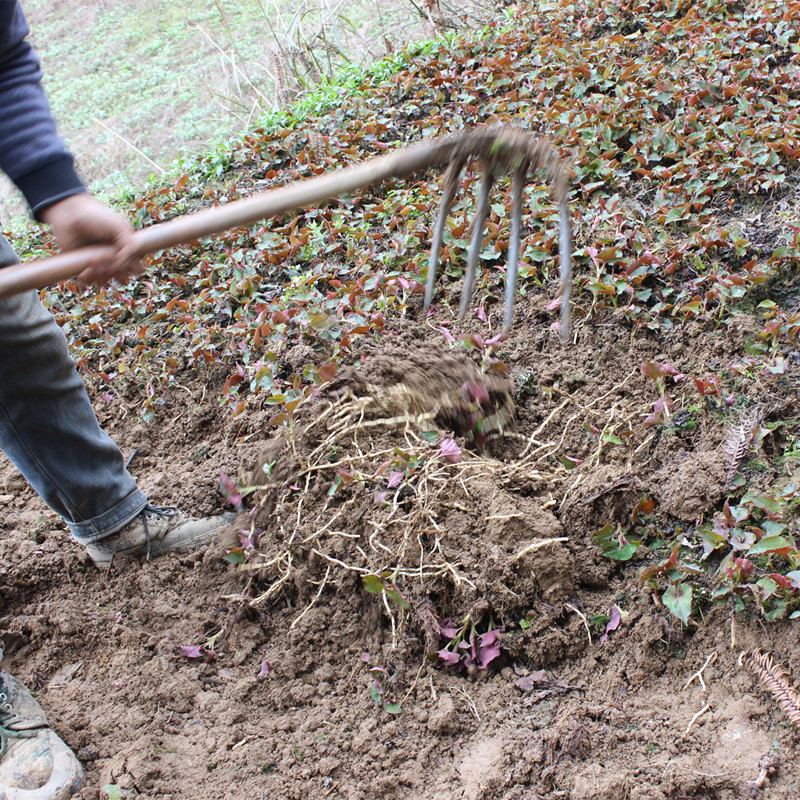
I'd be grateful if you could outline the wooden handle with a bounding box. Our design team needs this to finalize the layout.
[0,127,566,297]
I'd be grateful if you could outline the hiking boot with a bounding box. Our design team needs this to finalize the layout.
[0,670,83,800]
[83,504,234,569]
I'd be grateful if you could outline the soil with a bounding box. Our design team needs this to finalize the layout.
[2,297,800,800]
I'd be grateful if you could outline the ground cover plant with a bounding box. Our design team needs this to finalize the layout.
[3,0,800,797]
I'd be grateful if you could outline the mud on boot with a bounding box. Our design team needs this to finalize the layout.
[82,504,235,569]
[0,669,83,800]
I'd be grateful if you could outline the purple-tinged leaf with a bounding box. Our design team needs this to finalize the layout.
[438,438,462,463]
[369,666,388,679]
[257,662,272,677]
[336,468,354,485]
[478,642,501,669]
[219,470,243,511]
[643,397,666,427]
[600,606,622,643]
[463,381,490,405]
[478,629,500,647]
[238,529,260,550]
[477,629,502,668]
[178,645,205,659]
[640,361,665,382]
[387,470,405,489]
[462,636,478,669]
[711,502,734,541]
[437,648,461,666]
[729,528,756,551]
[372,460,391,478]
[464,333,485,351]
[786,571,800,590]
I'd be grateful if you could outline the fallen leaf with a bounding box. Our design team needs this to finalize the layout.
[514,669,550,691]
[438,438,462,463]
[600,605,622,643]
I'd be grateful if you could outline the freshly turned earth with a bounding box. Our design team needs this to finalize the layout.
[1,305,798,800]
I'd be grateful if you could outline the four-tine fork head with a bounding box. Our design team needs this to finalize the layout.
[421,128,571,341]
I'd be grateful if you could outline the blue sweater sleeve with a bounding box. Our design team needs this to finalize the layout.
[0,1,85,218]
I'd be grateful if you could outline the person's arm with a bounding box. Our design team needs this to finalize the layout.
[0,1,140,283]
[0,2,84,217]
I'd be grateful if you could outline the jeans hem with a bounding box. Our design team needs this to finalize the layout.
[68,490,149,543]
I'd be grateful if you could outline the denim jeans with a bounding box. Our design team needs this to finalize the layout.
[0,234,147,543]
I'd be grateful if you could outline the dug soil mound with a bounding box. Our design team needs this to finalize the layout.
[2,308,799,800]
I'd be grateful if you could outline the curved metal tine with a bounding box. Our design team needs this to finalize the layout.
[558,198,572,343]
[458,165,494,321]
[424,158,466,314]
[502,162,528,335]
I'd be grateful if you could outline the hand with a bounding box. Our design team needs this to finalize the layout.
[39,193,143,285]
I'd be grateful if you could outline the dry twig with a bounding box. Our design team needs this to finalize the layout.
[565,603,592,646]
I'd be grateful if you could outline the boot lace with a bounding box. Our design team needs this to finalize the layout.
[0,684,35,758]
[139,504,180,560]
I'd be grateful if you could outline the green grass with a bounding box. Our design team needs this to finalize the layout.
[3,0,462,221]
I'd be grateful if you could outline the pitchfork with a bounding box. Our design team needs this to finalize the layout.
[0,127,571,339]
